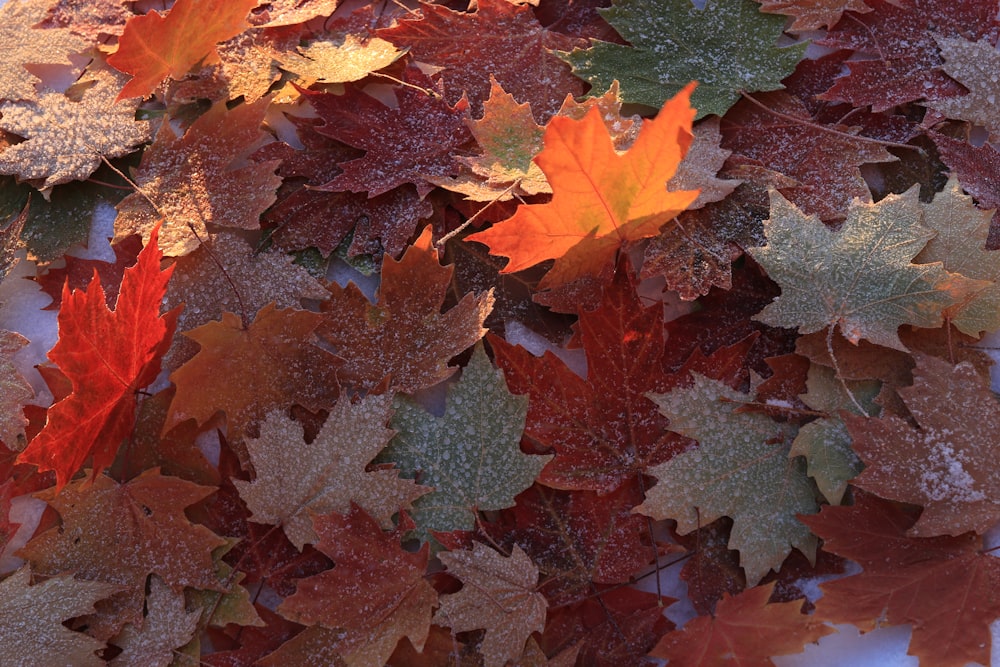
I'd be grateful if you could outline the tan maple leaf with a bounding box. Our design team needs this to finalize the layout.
[0,0,88,101]
[234,397,430,550]
[435,544,547,667]
[0,329,33,448]
[108,576,199,667]
[277,34,405,85]
[114,97,281,256]
[929,36,1000,139]
[318,226,494,394]
[0,567,122,667]
[0,65,151,195]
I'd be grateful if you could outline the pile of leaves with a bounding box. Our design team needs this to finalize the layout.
[0,0,999,664]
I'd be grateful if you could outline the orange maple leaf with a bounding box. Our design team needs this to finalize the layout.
[465,82,700,289]
[18,224,179,491]
[108,0,258,100]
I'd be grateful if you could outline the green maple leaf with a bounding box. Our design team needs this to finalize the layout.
[559,0,806,118]
[749,188,955,352]
[635,373,817,585]
[379,343,551,542]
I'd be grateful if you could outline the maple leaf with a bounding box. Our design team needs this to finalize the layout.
[914,176,1000,337]
[928,37,1000,138]
[0,329,32,448]
[755,0,871,30]
[465,84,699,289]
[17,223,178,491]
[278,506,438,667]
[302,68,473,198]
[234,395,429,550]
[635,373,818,585]
[650,582,834,666]
[749,188,954,351]
[931,133,1000,210]
[379,343,550,541]
[108,575,200,667]
[37,234,142,312]
[435,544,547,667]
[0,567,122,667]
[720,91,898,221]
[277,34,404,85]
[317,226,493,394]
[108,0,258,100]
[488,264,688,493]
[667,117,739,211]
[114,97,281,257]
[789,363,874,505]
[165,303,341,447]
[816,0,1000,110]
[0,0,88,101]
[802,492,1000,667]
[38,0,135,39]
[846,354,1000,536]
[378,0,584,120]
[0,65,152,195]
[20,469,226,638]
[248,0,341,27]
[560,0,806,118]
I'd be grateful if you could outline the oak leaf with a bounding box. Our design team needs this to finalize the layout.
[234,395,429,549]
[650,582,834,666]
[435,544,547,667]
[165,303,340,447]
[108,0,258,100]
[635,373,818,585]
[0,0,88,101]
[802,492,1000,667]
[847,354,1000,536]
[278,506,438,667]
[914,176,1000,337]
[19,469,226,638]
[317,226,493,394]
[756,0,871,30]
[380,343,550,540]
[17,223,178,491]
[0,567,121,667]
[378,0,584,120]
[0,65,151,194]
[560,0,806,118]
[465,84,699,290]
[114,97,281,257]
[749,188,954,351]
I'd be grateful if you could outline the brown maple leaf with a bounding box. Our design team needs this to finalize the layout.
[317,226,493,394]
[0,0,88,101]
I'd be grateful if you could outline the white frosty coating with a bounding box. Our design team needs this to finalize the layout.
[918,435,986,503]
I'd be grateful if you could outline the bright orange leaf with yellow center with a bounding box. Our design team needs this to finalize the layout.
[465,82,700,289]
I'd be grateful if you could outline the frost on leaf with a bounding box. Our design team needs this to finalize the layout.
[108,0,258,100]
[0,329,32,448]
[277,34,404,85]
[108,576,199,667]
[379,343,549,541]
[165,304,340,448]
[635,373,818,585]
[114,97,281,257]
[0,567,121,667]
[650,582,834,666]
[277,506,437,667]
[756,0,872,31]
[435,544,547,667]
[235,396,430,550]
[465,84,699,290]
[846,354,1000,537]
[803,493,1000,667]
[0,0,88,101]
[0,65,152,195]
[749,188,954,352]
[317,226,493,395]
[914,176,1000,337]
[928,37,1000,138]
[19,469,226,639]
[559,0,806,118]
[17,224,178,491]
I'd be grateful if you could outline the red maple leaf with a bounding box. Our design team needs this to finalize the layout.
[17,224,179,491]
[377,0,585,120]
